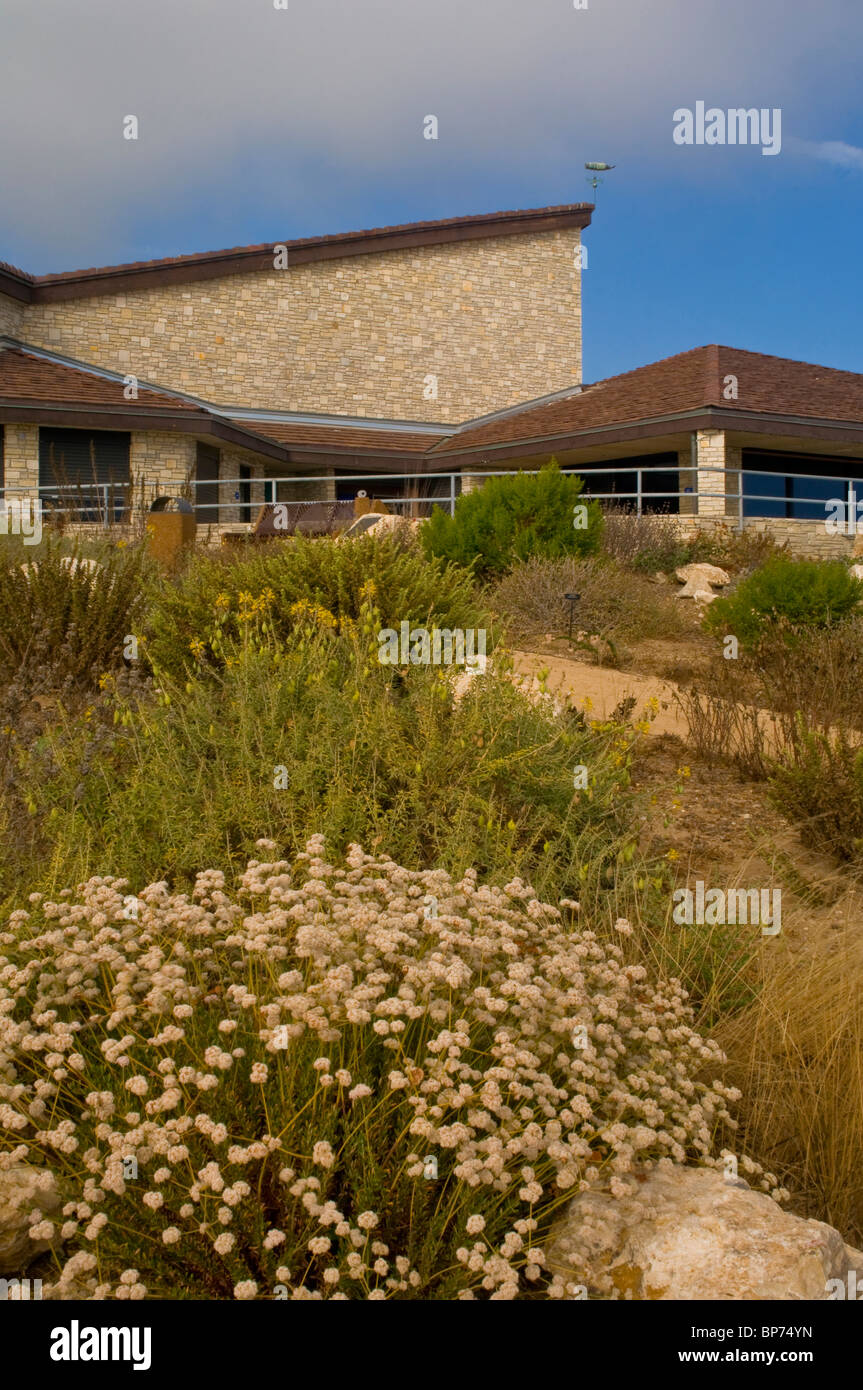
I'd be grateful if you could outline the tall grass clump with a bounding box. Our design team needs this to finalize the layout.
[491,555,687,648]
[716,930,863,1246]
[0,533,150,694]
[0,839,762,1300]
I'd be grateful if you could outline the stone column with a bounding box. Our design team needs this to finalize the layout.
[2,423,39,497]
[690,431,740,520]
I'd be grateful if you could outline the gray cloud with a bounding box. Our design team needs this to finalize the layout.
[1,0,861,269]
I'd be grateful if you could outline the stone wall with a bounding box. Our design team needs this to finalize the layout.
[1,422,38,495]
[0,293,24,339]
[129,431,198,506]
[676,514,855,559]
[18,229,583,423]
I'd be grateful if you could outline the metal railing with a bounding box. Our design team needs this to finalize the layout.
[9,463,863,530]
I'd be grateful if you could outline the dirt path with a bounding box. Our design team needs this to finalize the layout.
[512,650,688,737]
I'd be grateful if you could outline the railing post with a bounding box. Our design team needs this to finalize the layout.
[738,468,744,533]
[636,469,642,517]
[449,473,456,517]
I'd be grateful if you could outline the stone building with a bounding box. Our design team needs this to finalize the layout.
[2,200,863,548]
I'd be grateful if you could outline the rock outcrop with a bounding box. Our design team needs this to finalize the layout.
[674,562,730,602]
[545,1166,863,1300]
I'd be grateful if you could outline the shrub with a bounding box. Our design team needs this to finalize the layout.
[0,533,150,693]
[0,839,757,1300]
[422,463,602,578]
[768,725,863,860]
[600,509,708,574]
[144,532,489,680]
[675,615,863,777]
[13,611,645,912]
[704,554,863,650]
[491,555,687,649]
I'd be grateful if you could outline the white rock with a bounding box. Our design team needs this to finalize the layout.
[544,1166,863,1300]
[0,1165,64,1275]
[849,564,863,581]
[674,562,730,598]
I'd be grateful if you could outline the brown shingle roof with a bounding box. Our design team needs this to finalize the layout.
[0,348,204,411]
[431,345,863,456]
[247,419,444,454]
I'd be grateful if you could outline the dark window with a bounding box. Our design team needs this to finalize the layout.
[195,443,220,524]
[577,453,681,513]
[239,464,252,523]
[39,428,130,522]
[742,448,863,521]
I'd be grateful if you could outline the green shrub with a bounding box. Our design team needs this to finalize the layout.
[144,532,489,680]
[0,842,753,1299]
[704,554,863,650]
[422,463,602,578]
[13,610,646,915]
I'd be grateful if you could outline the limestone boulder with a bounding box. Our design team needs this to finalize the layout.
[674,562,730,599]
[0,1165,65,1275]
[545,1166,863,1300]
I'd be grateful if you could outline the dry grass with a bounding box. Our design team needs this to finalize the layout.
[490,555,687,652]
[716,927,863,1246]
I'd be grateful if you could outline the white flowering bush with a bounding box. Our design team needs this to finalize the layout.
[0,837,747,1300]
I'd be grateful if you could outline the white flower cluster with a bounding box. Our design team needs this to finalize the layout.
[0,839,752,1300]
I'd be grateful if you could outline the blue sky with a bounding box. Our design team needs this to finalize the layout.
[1,0,862,384]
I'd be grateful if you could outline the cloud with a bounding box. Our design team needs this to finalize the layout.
[1,0,862,270]
[795,139,863,171]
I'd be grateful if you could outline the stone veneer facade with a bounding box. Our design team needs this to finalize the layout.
[18,229,583,424]
[0,292,25,338]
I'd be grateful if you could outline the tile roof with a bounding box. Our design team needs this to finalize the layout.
[5,342,863,469]
[431,345,863,455]
[247,418,444,454]
[0,348,204,412]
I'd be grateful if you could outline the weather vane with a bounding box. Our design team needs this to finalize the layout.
[585,162,615,195]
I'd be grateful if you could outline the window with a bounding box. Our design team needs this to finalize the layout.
[39,427,130,522]
[195,443,220,523]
